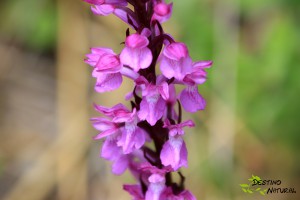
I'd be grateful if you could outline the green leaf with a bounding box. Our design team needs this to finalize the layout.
[256,176,262,181]
[242,188,247,193]
[260,191,265,195]
[240,184,249,188]
[247,189,253,194]
[256,188,261,191]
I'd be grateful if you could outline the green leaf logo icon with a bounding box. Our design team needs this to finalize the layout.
[240,175,266,195]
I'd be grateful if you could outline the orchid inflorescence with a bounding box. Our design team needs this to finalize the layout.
[84,0,212,199]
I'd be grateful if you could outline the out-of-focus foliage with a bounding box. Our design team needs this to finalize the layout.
[238,12,300,149]
[175,0,300,149]
[172,0,300,198]
[173,0,214,59]
[0,0,57,52]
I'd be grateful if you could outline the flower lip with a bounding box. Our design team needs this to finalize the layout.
[125,34,149,48]
[179,86,206,112]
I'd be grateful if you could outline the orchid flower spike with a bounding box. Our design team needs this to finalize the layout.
[84,0,212,199]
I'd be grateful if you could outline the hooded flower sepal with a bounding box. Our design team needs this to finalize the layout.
[151,1,173,23]
[120,32,153,72]
[160,42,193,81]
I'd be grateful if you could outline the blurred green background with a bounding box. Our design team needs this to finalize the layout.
[0,0,299,199]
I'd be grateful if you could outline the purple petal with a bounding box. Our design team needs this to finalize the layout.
[180,141,188,168]
[167,84,176,104]
[113,7,138,28]
[165,119,195,137]
[92,68,98,78]
[112,108,135,123]
[139,162,170,175]
[85,47,114,67]
[182,61,210,85]
[105,0,127,5]
[91,118,119,139]
[183,69,207,85]
[160,136,187,170]
[160,42,193,81]
[123,185,144,200]
[193,60,213,69]
[160,54,193,81]
[145,174,165,200]
[125,91,134,100]
[94,103,129,117]
[133,127,147,149]
[152,2,173,23]
[91,47,113,55]
[94,72,122,93]
[181,120,195,128]
[91,118,114,131]
[120,47,152,71]
[149,174,165,184]
[125,34,149,48]
[84,0,127,6]
[158,82,169,100]
[163,42,189,61]
[141,28,151,37]
[120,67,139,80]
[179,86,206,112]
[93,128,119,140]
[138,96,166,126]
[101,139,121,160]
[135,76,149,94]
[95,53,122,73]
[112,155,129,175]
[117,125,146,154]
[91,4,114,16]
[159,57,175,79]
